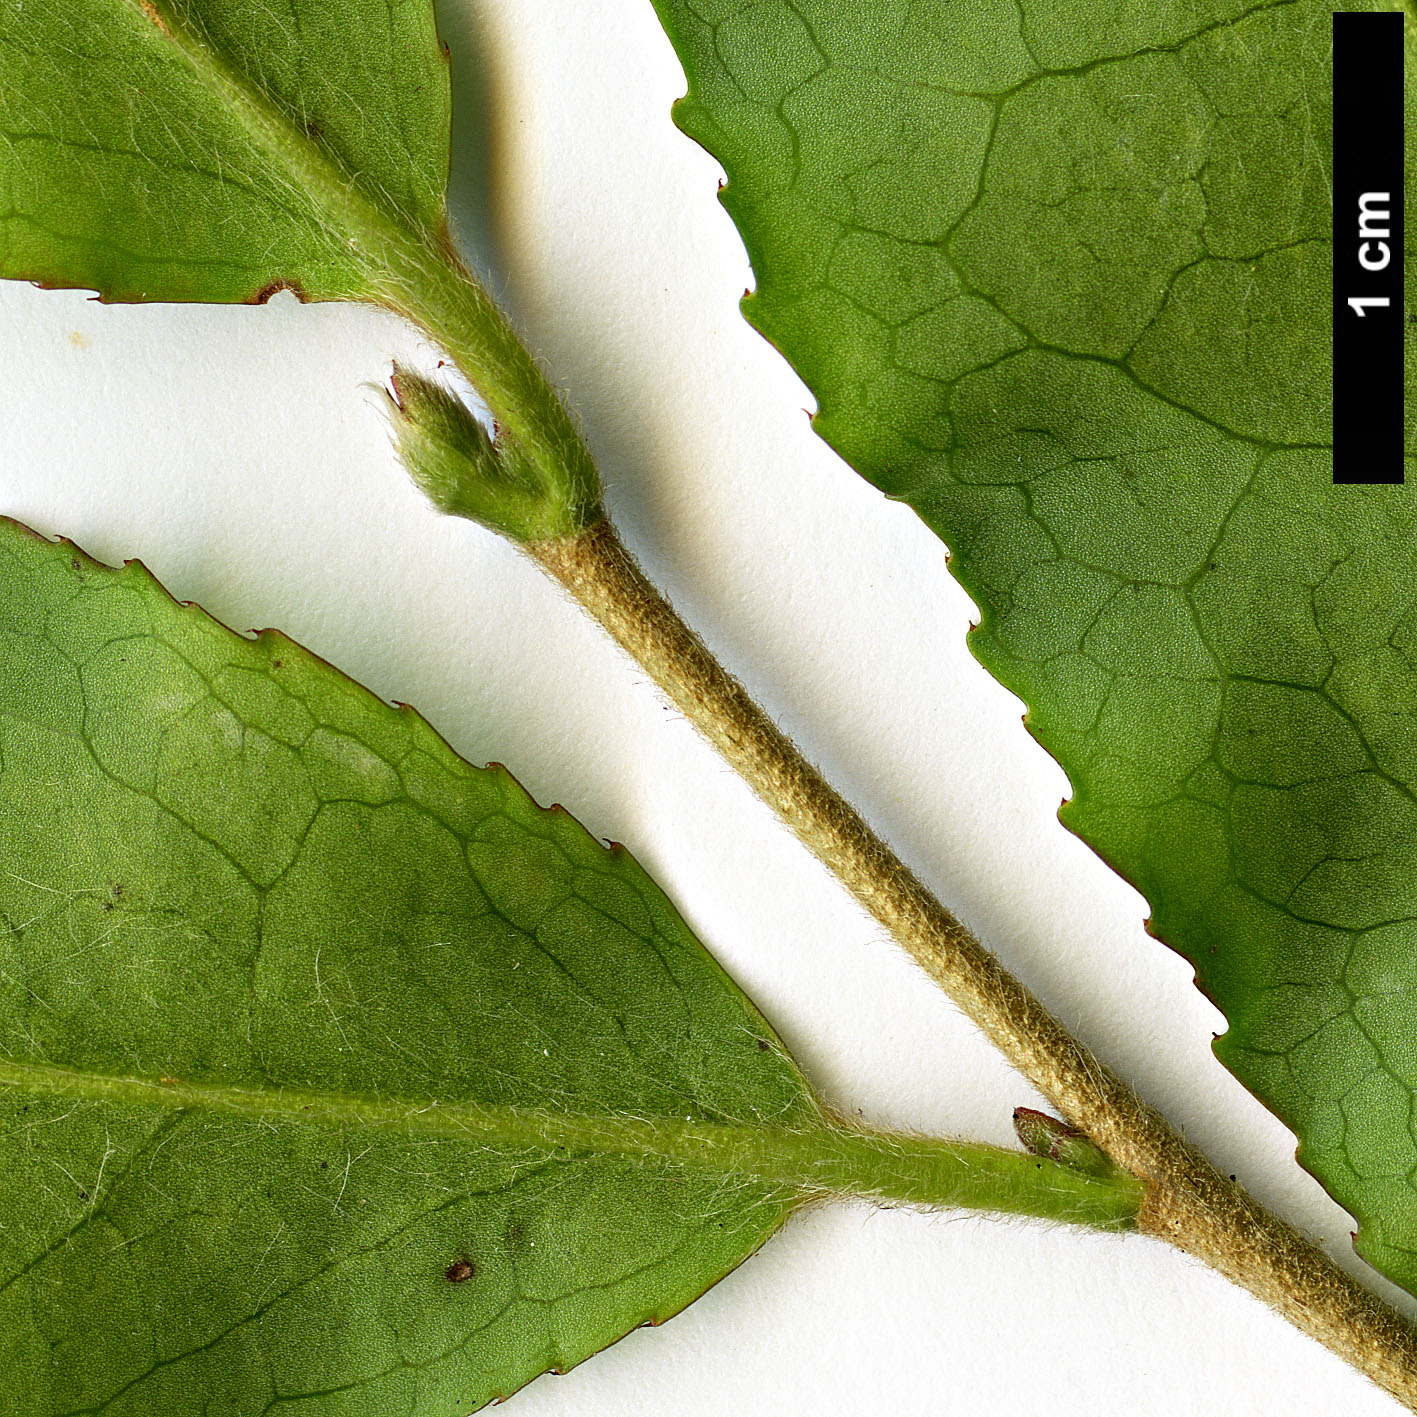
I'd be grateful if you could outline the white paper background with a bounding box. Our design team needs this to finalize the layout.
[0,3,1408,1414]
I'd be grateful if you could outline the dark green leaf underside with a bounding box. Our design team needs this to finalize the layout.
[649,0,1417,1292]
[0,520,818,1416]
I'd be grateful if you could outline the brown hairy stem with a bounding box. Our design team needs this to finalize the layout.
[530,515,1417,1410]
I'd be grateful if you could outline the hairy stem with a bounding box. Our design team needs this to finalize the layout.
[528,516,1417,1408]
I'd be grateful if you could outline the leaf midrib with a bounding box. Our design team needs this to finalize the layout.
[0,1053,760,1148]
[0,1056,1144,1224]
[135,0,434,277]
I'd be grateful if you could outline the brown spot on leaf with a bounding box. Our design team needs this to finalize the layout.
[248,279,307,305]
[444,1259,475,1284]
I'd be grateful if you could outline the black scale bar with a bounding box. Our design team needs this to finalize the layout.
[1332,10,1405,484]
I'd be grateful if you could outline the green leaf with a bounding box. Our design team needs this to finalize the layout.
[0,0,448,304]
[0,519,1139,1416]
[0,0,599,537]
[648,0,1417,1293]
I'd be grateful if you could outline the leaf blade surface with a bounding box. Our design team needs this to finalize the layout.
[0,0,448,302]
[0,520,815,1415]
